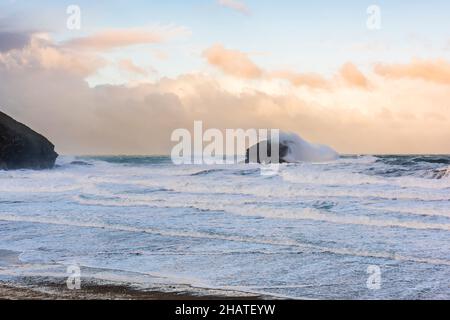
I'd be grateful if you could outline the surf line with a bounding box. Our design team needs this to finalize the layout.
[1,213,450,267]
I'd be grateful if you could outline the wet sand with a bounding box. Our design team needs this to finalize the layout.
[0,282,261,300]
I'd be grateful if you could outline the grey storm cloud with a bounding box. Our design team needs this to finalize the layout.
[0,31,32,52]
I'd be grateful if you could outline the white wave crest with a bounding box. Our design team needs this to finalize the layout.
[279,132,339,162]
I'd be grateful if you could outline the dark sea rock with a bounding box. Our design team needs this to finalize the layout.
[0,110,58,170]
[245,140,289,164]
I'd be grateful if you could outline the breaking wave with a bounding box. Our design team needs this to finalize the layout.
[279,132,339,162]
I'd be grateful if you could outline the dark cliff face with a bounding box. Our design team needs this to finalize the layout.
[245,140,289,164]
[0,111,58,170]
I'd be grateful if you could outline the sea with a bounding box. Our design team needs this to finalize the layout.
[0,155,449,299]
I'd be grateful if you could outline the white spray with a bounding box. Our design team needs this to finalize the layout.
[278,132,339,162]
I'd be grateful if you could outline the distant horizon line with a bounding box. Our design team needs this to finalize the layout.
[58,153,450,157]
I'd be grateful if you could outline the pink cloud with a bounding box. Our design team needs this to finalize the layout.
[270,70,330,89]
[203,44,262,79]
[218,0,250,15]
[374,58,450,84]
[118,59,149,76]
[203,45,372,90]
[64,26,189,51]
[340,62,369,88]
[0,34,104,76]
[3,35,449,154]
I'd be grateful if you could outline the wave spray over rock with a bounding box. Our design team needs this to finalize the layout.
[279,132,339,162]
[246,131,339,163]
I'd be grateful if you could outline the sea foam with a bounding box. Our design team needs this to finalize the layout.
[278,132,339,162]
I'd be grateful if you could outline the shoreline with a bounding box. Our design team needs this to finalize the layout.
[0,281,262,300]
[0,249,263,300]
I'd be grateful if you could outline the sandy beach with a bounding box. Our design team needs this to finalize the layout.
[0,249,263,300]
[0,281,261,300]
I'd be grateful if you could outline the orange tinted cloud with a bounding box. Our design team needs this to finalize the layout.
[5,35,449,154]
[270,70,330,89]
[203,45,372,90]
[65,26,189,51]
[203,44,262,79]
[0,34,104,76]
[118,59,148,76]
[340,62,369,88]
[2,37,450,154]
[203,44,329,88]
[374,58,450,84]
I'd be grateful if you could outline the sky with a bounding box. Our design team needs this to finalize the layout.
[0,0,449,154]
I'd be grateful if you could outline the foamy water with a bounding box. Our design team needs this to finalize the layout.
[0,155,449,299]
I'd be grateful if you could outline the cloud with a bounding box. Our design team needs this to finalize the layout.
[118,59,149,76]
[2,67,448,155]
[270,70,330,89]
[1,37,449,154]
[271,66,370,90]
[203,44,329,88]
[64,26,189,51]
[218,0,250,15]
[339,62,369,88]
[0,26,186,79]
[0,31,32,52]
[203,44,262,79]
[0,34,105,76]
[203,45,372,90]
[374,58,450,84]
